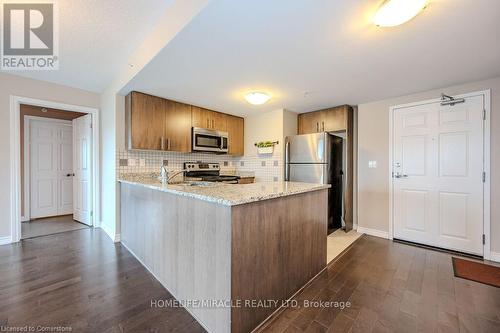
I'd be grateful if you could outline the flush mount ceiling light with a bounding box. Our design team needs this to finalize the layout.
[373,0,427,27]
[244,92,271,105]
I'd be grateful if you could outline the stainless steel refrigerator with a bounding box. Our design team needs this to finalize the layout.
[285,132,345,234]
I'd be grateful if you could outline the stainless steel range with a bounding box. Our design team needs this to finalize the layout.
[184,162,239,184]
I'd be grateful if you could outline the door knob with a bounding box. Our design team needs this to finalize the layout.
[394,172,408,178]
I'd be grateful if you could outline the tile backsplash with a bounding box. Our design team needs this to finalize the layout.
[117,149,283,183]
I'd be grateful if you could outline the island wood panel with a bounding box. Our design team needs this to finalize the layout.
[120,183,232,333]
[230,189,328,333]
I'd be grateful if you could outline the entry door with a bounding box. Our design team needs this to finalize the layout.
[393,95,484,255]
[73,114,93,226]
[30,119,73,218]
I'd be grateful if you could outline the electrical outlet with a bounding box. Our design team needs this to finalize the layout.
[368,160,377,168]
[128,158,136,166]
[139,159,146,167]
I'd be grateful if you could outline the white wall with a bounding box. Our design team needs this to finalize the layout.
[0,72,100,242]
[239,109,297,182]
[357,76,500,252]
[99,90,126,240]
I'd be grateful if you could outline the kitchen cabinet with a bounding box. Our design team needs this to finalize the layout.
[126,91,244,153]
[226,115,244,156]
[192,106,227,131]
[165,99,192,152]
[298,111,323,134]
[126,91,191,152]
[126,91,166,150]
[298,105,349,134]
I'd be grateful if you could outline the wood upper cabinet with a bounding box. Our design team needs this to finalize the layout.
[226,115,244,156]
[298,105,349,134]
[192,106,227,131]
[126,91,166,150]
[126,91,244,153]
[126,91,191,152]
[298,111,323,134]
[323,106,347,132]
[164,99,192,152]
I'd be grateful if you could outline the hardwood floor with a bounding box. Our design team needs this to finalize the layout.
[1,229,499,333]
[258,235,500,333]
[22,215,89,239]
[0,228,205,332]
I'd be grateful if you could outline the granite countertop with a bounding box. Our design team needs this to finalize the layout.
[118,174,330,206]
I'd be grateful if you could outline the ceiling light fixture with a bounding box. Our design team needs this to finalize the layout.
[373,0,427,27]
[244,92,271,105]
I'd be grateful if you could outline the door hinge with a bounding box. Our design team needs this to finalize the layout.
[482,172,486,183]
[483,234,486,245]
[483,109,486,120]
[90,210,93,217]
[90,122,93,129]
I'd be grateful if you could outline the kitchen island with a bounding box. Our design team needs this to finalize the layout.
[119,175,329,333]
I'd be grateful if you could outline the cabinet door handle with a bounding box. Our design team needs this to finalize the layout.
[316,122,319,132]
[207,119,209,128]
[212,119,214,129]
[168,138,171,150]
[322,121,325,131]
[161,137,165,150]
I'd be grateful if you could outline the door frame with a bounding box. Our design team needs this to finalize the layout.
[388,90,491,259]
[23,116,73,222]
[10,96,100,243]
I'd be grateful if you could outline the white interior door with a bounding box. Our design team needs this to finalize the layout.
[393,95,484,255]
[73,114,93,226]
[30,119,73,219]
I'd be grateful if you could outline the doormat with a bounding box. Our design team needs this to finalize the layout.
[452,257,500,288]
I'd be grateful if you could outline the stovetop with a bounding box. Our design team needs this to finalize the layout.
[184,162,239,183]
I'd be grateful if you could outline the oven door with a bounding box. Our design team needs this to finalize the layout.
[192,128,229,153]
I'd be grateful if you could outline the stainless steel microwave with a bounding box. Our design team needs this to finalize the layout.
[192,127,229,153]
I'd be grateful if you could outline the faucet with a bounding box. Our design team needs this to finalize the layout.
[159,166,188,184]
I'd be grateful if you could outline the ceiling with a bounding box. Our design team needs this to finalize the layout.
[122,0,500,116]
[3,0,174,92]
[4,0,500,115]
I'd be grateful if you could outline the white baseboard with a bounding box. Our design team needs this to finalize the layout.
[356,226,389,239]
[0,236,12,245]
[490,251,500,263]
[99,222,120,243]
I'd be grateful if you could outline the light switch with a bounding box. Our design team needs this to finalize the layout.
[368,160,377,168]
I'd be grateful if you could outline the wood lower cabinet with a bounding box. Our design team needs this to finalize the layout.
[226,115,244,156]
[192,106,227,132]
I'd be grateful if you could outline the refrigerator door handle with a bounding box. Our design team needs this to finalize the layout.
[285,141,290,181]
